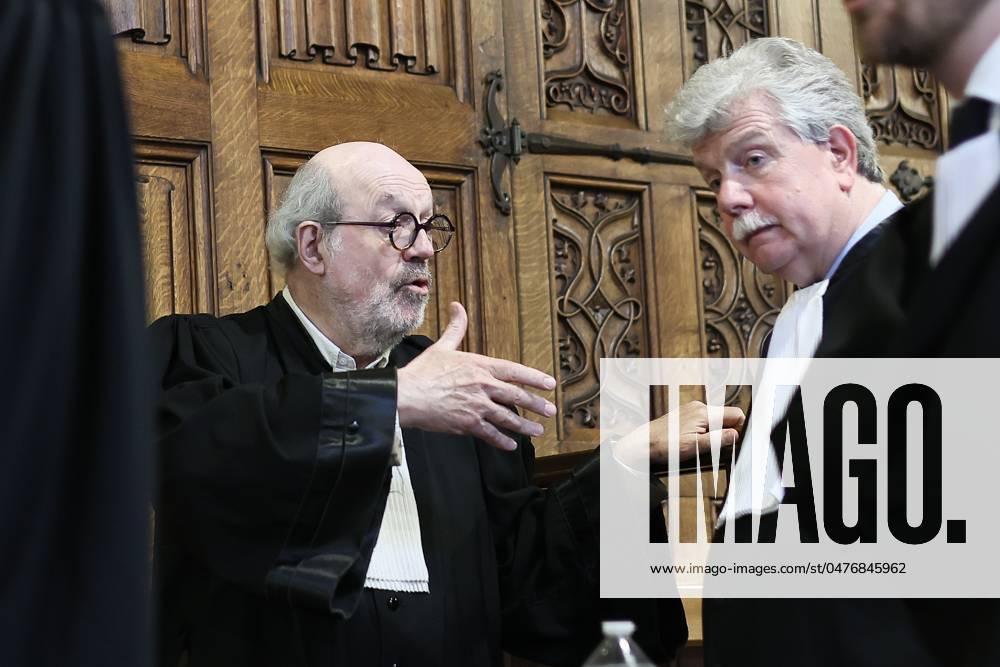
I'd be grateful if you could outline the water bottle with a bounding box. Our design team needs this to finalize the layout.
[581,620,655,666]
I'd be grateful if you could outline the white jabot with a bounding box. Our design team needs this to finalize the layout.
[720,189,902,524]
[282,287,430,593]
[931,34,1000,266]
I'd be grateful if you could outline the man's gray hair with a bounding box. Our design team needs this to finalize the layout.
[666,37,884,183]
[265,160,343,275]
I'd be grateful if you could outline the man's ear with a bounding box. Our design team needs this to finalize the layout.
[296,222,327,276]
[828,125,859,191]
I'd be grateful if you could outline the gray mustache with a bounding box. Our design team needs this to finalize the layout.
[392,265,432,290]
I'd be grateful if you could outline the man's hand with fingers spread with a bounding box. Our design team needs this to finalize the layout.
[614,401,745,470]
[397,301,558,451]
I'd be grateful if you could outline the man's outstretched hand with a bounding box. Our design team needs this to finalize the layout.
[615,401,745,470]
[397,302,557,451]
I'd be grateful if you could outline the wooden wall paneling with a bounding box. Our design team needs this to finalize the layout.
[510,157,559,453]
[206,0,269,314]
[540,0,643,130]
[648,183,704,361]
[815,0,860,90]
[118,52,212,142]
[260,0,453,87]
[773,0,818,50]
[107,0,211,143]
[639,0,684,140]
[135,142,214,321]
[416,165,484,354]
[105,0,205,74]
[544,173,653,453]
[681,0,770,81]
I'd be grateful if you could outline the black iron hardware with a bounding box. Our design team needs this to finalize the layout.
[479,71,693,215]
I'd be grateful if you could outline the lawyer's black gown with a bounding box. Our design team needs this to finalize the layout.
[705,185,1000,666]
[150,295,686,667]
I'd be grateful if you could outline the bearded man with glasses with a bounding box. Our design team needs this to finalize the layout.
[149,141,709,666]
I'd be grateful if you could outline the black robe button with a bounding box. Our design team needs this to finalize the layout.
[346,420,360,434]
[387,595,400,610]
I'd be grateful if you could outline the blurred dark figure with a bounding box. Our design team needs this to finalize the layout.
[0,0,152,665]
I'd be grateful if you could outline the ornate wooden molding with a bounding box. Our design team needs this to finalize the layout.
[541,0,635,118]
[862,64,942,151]
[684,0,768,74]
[268,0,440,74]
[551,186,647,433]
[103,0,204,74]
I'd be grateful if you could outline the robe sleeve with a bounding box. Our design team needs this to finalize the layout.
[150,314,396,618]
[479,441,687,666]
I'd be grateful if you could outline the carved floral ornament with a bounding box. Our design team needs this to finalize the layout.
[552,188,646,430]
[541,0,634,117]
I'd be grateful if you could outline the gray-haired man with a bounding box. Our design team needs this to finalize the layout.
[666,37,907,666]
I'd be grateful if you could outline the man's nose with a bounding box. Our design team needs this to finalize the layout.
[402,228,435,261]
[716,177,753,221]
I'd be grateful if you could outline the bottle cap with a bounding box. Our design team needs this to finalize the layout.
[602,620,635,637]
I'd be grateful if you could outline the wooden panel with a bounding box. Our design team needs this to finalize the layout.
[546,177,651,450]
[117,51,211,141]
[258,0,469,102]
[541,0,642,128]
[774,0,819,50]
[682,0,770,80]
[135,142,214,321]
[862,63,944,152]
[816,0,860,90]
[104,0,205,75]
[206,0,269,314]
[261,152,482,353]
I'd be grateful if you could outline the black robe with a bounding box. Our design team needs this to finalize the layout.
[150,294,686,667]
[0,0,152,665]
[705,186,1000,667]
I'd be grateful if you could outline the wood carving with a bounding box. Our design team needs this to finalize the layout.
[270,0,441,75]
[102,0,203,74]
[862,64,941,150]
[551,187,647,433]
[696,191,786,406]
[541,0,634,118]
[684,0,768,74]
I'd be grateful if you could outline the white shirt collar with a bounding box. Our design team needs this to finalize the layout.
[281,286,390,372]
[824,189,903,281]
[965,33,1000,106]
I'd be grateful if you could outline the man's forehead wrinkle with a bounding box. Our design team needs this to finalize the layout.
[360,173,432,215]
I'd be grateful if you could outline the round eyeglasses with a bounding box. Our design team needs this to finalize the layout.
[316,212,455,253]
